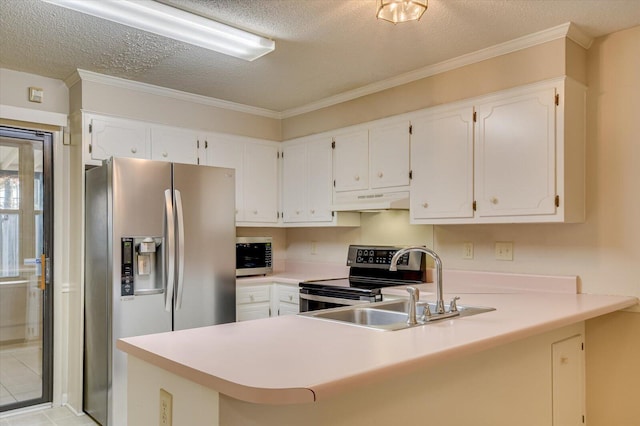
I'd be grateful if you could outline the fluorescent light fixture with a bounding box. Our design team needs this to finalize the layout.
[41,0,275,61]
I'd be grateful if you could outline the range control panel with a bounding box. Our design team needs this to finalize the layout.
[346,245,423,271]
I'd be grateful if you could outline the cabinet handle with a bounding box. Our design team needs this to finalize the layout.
[162,151,168,157]
[131,147,137,154]
[354,175,360,181]
[310,209,315,214]
[296,210,300,215]
[253,210,258,215]
[378,172,383,178]
[235,209,239,215]
[422,202,428,208]
[490,197,499,205]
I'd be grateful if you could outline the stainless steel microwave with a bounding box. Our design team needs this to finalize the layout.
[236,237,273,276]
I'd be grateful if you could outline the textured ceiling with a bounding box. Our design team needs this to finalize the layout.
[1,0,639,114]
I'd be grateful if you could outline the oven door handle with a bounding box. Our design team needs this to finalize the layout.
[299,293,370,306]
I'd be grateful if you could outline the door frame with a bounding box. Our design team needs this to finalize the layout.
[0,125,54,411]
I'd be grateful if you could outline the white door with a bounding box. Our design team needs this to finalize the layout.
[369,121,410,189]
[205,136,244,221]
[411,106,475,220]
[333,130,369,192]
[151,126,198,165]
[90,116,150,161]
[306,139,333,222]
[282,143,308,222]
[243,142,279,223]
[475,87,557,217]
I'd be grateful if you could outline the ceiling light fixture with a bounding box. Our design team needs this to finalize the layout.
[376,0,428,24]
[41,0,275,61]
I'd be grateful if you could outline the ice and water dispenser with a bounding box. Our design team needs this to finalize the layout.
[121,237,164,296]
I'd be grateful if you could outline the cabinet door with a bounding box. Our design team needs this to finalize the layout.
[90,117,149,161]
[552,335,585,425]
[151,126,198,164]
[333,130,369,192]
[243,142,279,223]
[282,143,308,222]
[205,136,244,221]
[306,139,333,222]
[411,107,475,220]
[236,303,271,321]
[370,121,410,189]
[475,87,557,217]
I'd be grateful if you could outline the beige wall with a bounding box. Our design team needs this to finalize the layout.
[282,38,567,140]
[0,68,69,114]
[77,79,282,141]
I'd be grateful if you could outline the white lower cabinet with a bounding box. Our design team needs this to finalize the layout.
[236,285,271,321]
[272,283,300,316]
[552,334,585,425]
[236,282,299,321]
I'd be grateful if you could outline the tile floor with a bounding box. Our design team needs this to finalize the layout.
[0,343,42,406]
[0,406,98,426]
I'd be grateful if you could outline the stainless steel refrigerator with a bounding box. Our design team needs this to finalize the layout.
[84,157,236,426]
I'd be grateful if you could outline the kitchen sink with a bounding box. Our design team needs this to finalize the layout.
[301,299,495,331]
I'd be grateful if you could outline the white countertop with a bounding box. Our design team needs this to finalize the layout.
[118,271,638,405]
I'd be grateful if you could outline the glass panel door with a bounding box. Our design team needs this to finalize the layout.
[0,126,52,411]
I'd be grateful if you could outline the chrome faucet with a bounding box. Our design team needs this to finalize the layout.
[390,246,446,314]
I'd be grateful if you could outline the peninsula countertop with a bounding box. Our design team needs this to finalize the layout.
[117,271,638,405]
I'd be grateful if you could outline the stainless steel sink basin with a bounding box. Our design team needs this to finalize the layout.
[300,299,495,331]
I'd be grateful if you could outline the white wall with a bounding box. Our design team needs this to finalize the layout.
[0,68,69,115]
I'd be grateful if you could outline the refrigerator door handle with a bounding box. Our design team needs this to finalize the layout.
[164,189,176,312]
[174,189,185,310]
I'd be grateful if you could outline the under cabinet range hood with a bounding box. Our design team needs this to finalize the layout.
[331,190,410,212]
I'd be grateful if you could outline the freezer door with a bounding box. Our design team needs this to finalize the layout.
[172,163,236,329]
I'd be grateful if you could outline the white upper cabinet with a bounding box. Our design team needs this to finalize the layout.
[475,87,557,218]
[332,130,369,192]
[150,125,198,165]
[282,137,333,223]
[243,141,279,224]
[88,115,150,163]
[204,134,279,225]
[203,135,245,221]
[410,105,475,221]
[409,77,585,224]
[369,120,411,189]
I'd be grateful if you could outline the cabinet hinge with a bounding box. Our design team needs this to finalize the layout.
[581,342,584,350]
[331,140,336,149]
[333,179,336,187]
[555,195,560,207]
[582,415,585,423]
[409,170,413,180]
[88,143,92,154]
[473,200,477,211]
[332,211,335,217]
[473,111,477,122]
[197,139,200,149]
[197,157,200,165]
[409,124,413,135]
[205,140,208,149]
[88,123,93,133]
[555,93,560,106]
[281,151,284,158]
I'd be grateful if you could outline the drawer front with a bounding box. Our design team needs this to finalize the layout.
[277,285,299,304]
[237,286,271,304]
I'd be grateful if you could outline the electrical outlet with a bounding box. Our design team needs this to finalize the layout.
[159,388,172,426]
[463,242,473,259]
[495,242,513,261]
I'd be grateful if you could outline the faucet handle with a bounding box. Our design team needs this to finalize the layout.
[449,296,460,312]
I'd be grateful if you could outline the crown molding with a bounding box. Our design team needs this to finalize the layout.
[62,22,593,121]
[66,69,282,119]
[282,22,591,118]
